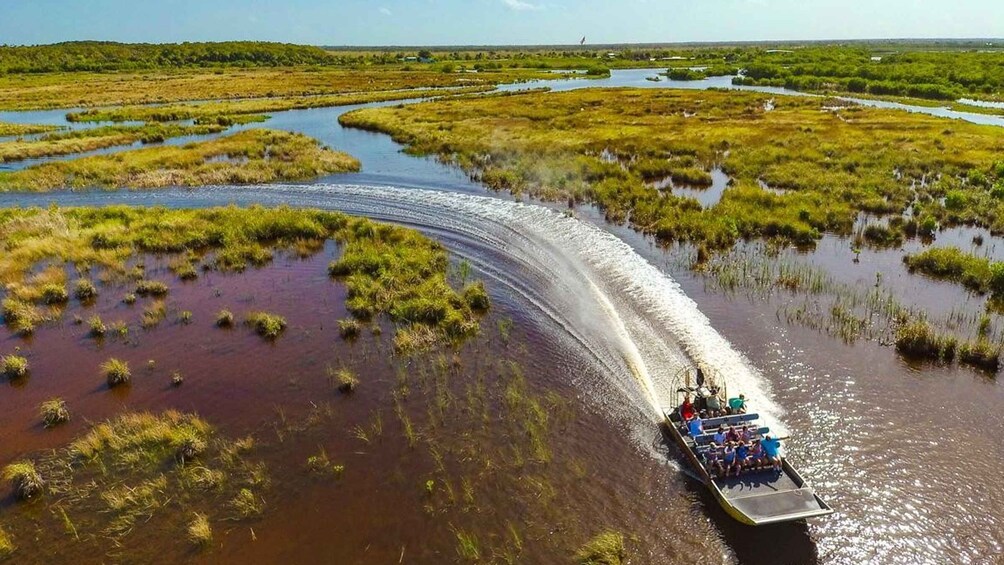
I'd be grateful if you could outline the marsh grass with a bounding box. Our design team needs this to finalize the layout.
[329,367,359,394]
[142,301,167,328]
[338,318,361,339]
[187,513,212,548]
[215,309,235,328]
[101,358,131,388]
[1,354,28,379]
[40,398,70,428]
[959,340,1001,372]
[73,279,97,301]
[87,315,106,337]
[895,320,958,361]
[340,88,1004,249]
[0,525,13,558]
[0,129,360,192]
[14,410,269,552]
[135,279,169,297]
[244,311,287,339]
[231,488,263,518]
[575,531,626,565]
[2,461,44,500]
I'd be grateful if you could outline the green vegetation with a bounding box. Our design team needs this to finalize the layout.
[0,123,227,163]
[904,247,1004,296]
[666,68,706,81]
[0,41,338,73]
[728,47,1004,102]
[338,318,361,339]
[215,309,235,327]
[101,358,131,387]
[187,513,213,548]
[331,367,359,393]
[0,525,13,559]
[328,217,489,352]
[39,398,70,428]
[1,354,28,379]
[0,122,58,137]
[575,531,627,565]
[0,129,359,191]
[8,411,267,550]
[244,311,287,339]
[88,315,107,337]
[135,279,169,296]
[64,86,495,124]
[895,320,958,361]
[74,279,97,300]
[2,461,44,500]
[341,88,1004,249]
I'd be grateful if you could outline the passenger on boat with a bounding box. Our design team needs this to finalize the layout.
[713,425,727,446]
[687,415,705,437]
[734,442,752,476]
[681,396,696,421]
[722,444,737,475]
[727,394,747,414]
[739,424,758,442]
[705,445,725,478]
[761,435,783,472]
[705,387,724,417]
[725,425,741,444]
[748,440,766,471]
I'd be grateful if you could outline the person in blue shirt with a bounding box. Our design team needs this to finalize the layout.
[761,435,785,471]
[688,416,704,437]
[734,442,750,476]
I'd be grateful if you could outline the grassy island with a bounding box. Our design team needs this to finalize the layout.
[341,88,1004,248]
[0,129,359,191]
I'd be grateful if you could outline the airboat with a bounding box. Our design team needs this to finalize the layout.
[662,366,833,526]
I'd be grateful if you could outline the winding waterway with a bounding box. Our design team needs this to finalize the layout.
[1,70,1002,564]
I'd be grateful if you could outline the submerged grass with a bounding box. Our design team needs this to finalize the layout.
[575,531,627,565]
[0,129,359,191]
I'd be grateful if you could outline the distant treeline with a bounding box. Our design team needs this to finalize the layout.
[726,48,1004,100]
[0,41,335,73]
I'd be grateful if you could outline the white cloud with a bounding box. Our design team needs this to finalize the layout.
[501,0,542,11]
[379,6,392,15]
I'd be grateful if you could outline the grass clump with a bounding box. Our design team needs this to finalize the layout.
[101,358,131,388]
[895,320,957,361]
[244,311,287,339]
[135,279,169,296]
[462,281,491,311]
[959,340,1001,372]
[40,398,70,428]
[122,293,137,305]
[88,315,107,337]
[337,318,361,339]
[3,461,44,500]
[330,367,359,393]
[0,525,13,559]
[187,513,212,548]
[1,354,28,379]
[141,301,167,328]
[215,309,235,327]
[903,248,996,294]
[39,283,69,305]
[73,279,97,301]
[231,488,263,518]
[575,531,626,565]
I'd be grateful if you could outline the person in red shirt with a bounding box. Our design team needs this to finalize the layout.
[680,396,696,421]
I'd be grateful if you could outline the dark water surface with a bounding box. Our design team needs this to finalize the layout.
[1,70,1003,564]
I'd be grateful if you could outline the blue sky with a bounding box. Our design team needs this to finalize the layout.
[0,0,1001,46]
